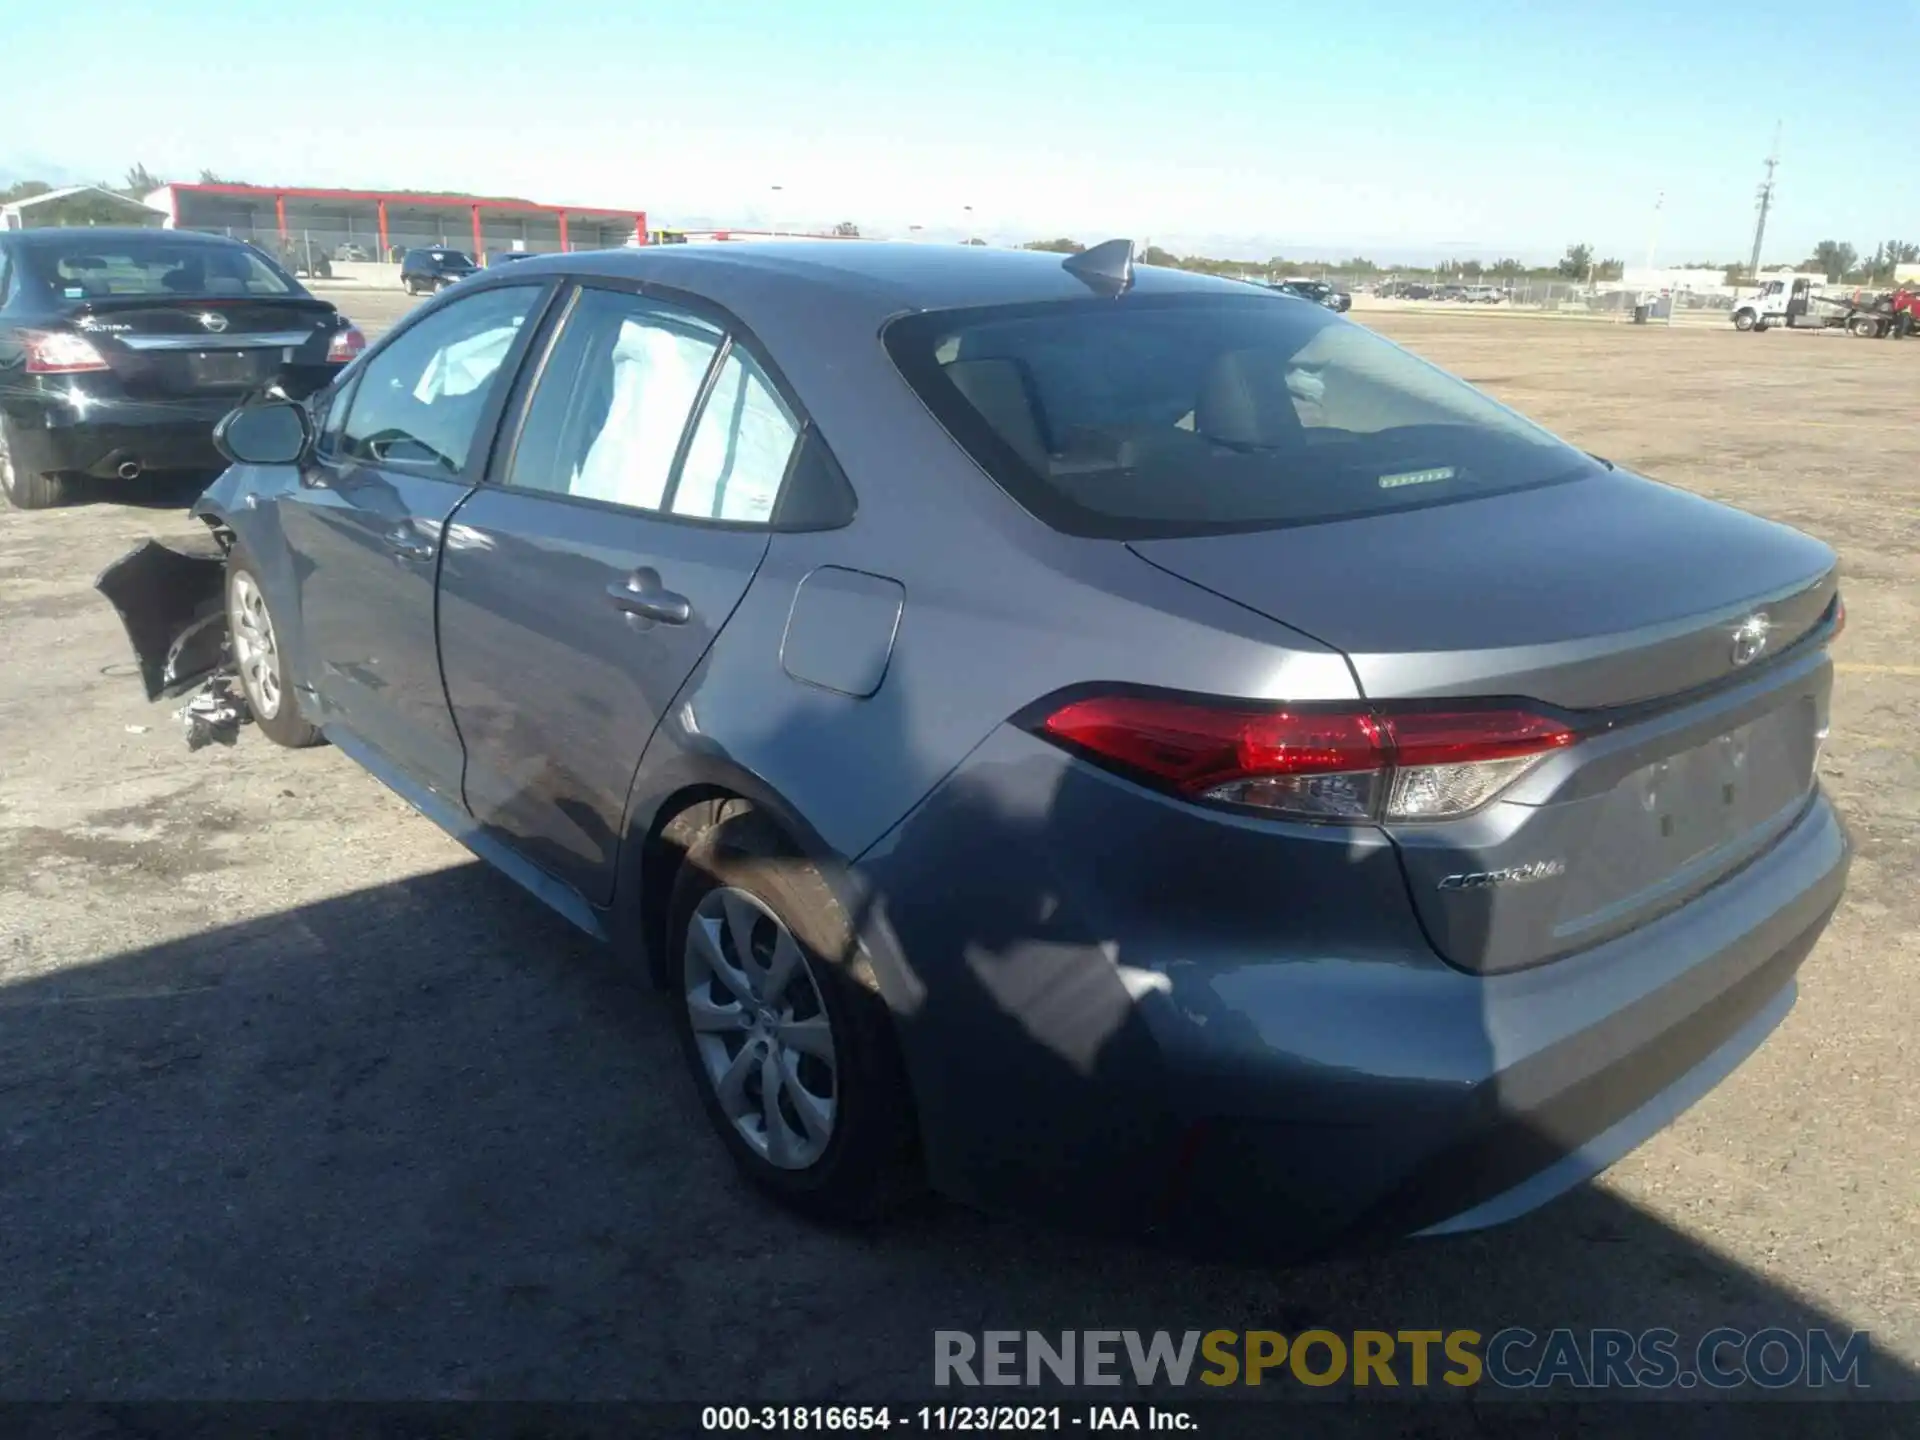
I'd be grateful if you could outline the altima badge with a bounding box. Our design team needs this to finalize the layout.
[1437,859,1566,892]
[1730,612,1772,667]
[198,311,230,333]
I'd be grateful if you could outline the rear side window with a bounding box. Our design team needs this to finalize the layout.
[884,294,1602,539]
[23,238,295,300]
[671,346,801,523]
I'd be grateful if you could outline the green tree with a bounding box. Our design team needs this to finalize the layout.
[1023,237,1084,254]
[0,178,53,205]
[1808,240,1857,282]
[1490,257,1526,278]
[832,220,860,237]
[122,162,163,195]
[1593,256,1625,281]
[1556,242,1594,280]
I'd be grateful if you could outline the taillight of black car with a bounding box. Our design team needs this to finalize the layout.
[326,325,368,364]
[22,330,110,374]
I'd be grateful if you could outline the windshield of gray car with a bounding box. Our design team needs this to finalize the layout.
[886,292,1602,539]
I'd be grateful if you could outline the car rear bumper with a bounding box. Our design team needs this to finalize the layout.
[3,394,235,478]
[854,725,1850,1258]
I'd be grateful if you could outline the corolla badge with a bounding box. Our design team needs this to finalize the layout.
[1730,612,1773,667]
[197,311,230,333]
[1437,859,1566,892]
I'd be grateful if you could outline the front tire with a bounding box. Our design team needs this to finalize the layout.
[225,546,322,748]
[669,816,920,1223]
[0,417,74,510]
[1732,309,1757,332]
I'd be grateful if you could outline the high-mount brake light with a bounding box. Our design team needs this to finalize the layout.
[1036,693,1576,823]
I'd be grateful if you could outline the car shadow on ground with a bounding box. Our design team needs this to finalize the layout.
[0,857,1908,1411]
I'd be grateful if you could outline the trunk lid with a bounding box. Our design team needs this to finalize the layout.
[71,296,340,401]
[1130,470,1840,973]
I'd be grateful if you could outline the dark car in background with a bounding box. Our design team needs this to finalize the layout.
[1273,277,1352,312]
[401,247,479,294]
[0,228,365,510]
[105,240,1848,1256]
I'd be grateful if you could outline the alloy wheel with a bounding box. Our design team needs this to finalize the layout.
[683,886,838,1170]
[228,572,282,719]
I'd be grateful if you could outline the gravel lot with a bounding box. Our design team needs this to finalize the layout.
[1,289,1915,1402]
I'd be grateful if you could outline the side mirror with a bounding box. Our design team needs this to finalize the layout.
[214,401,311,467]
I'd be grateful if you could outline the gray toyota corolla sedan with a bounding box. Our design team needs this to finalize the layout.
[101,239,1849,1257]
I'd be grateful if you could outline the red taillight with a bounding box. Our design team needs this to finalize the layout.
[1037,693,1575,823]
[326,325,367,363]
[24,330,110,374]
[1830,593,1845,639]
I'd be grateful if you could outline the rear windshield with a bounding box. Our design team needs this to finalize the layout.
[24,238,295,302]
[884,293,1601,538]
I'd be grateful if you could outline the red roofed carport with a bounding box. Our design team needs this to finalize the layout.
[161,183,647,258]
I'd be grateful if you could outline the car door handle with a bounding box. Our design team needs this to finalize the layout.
[606,570,692,626]
[385,529,436,563]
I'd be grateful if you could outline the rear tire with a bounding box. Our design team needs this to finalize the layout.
[225,545,323,749]
[0,418,74,510]
[1850,316,1883,338]
[668,815,921,1224]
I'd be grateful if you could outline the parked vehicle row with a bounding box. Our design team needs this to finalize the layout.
[97,240,1849,1258]
[0,227,365,509]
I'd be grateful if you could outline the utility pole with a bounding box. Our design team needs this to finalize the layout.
[1747,123,1781,287]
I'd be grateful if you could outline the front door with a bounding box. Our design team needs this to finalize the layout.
[437,283,801,904]
[281,282,549,796]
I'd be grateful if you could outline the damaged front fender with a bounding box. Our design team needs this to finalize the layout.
[95,536,230,701]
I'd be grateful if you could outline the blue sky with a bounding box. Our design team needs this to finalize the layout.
[7,0,1917,263]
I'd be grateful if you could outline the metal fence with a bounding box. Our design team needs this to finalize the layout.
[182,222,628,278]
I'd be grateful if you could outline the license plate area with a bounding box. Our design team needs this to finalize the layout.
[1636,703,1813,863]
[188,350,269,388]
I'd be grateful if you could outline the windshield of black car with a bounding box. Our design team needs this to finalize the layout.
[26,239,295,301]
[884,293,1602,539]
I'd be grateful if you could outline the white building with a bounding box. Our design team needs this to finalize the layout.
[0,184,166,231]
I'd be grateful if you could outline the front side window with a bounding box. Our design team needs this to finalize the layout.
[339,284,539,473]
[24,238,295,301]
[885,293,1603,539]
[506,287,724,513]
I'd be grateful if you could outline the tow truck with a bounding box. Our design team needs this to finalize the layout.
[1733,276,1917,337]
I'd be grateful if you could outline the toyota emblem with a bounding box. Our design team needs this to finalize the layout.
[1730,612,1772,667]
[197,311,229,333]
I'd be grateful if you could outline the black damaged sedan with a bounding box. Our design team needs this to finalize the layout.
[0,227,365,509]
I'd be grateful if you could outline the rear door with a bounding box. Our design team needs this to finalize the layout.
[436,281,798,904]
[281,281,552,796]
